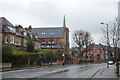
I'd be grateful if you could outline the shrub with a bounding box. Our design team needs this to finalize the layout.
[26,39,34,52]
[29,53,41,65]
[12,51,29,66]
[2,45,13,62]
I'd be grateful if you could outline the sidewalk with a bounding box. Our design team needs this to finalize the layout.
[1,64,67,72]
[93,65,117,78]
[1,65,48,72]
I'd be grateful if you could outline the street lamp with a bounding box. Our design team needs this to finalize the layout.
[62,49,65,66]
[50,33,54,66]
[100,22,109,68]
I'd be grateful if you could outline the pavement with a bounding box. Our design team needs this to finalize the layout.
[1,66,46,72]
[93,64,117,78]
[72,63,118,78]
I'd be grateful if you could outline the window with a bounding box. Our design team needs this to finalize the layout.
[97,54,100,60]
[49,39,54,43]
[47,45,49,47]
[15,38,21,45]
[24,32,27,36]
[50,32,54,35]
[30,34,32,38]
[24,40,27,47]
[5,36,8,43]
[7,26,16,33]
[35,36,37,39]
[42,40,45,43]
[41,32,45,34]
[5,35,8,43]
[10,35,14,44]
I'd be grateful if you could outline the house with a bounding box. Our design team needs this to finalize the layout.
[0,17,41,50]
[83,43,106,62]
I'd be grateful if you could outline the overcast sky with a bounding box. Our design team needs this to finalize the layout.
[0,0,119,47]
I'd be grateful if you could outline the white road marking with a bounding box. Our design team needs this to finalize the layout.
[3,70,26,73]
[72,73,80,78]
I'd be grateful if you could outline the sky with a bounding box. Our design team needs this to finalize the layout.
[0,0,119,48]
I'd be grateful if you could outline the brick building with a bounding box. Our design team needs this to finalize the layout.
[0,17,70,54]
[32,16,70,54]
[0,17,41,50]
[83,43,106,62]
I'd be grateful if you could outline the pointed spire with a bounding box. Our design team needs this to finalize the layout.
[63,15,66,27]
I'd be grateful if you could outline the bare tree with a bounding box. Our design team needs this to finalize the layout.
[101,18,120,61]
[72,30,92,58]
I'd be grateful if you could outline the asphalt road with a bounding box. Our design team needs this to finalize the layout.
[2,63,108,78]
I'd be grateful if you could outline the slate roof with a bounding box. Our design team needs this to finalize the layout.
[32,27,64,38]
[94,44,104,50]
[0,17,40,41]
[0,17,13,26]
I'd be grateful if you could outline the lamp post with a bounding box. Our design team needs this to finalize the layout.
[100,22,109,68]
[50,36,53,66]
[62,49,65,66]
[50,33,54,66]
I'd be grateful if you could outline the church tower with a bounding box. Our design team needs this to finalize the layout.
[62,15,69,54]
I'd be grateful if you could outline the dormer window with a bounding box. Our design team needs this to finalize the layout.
[35,36,37,39]
[7,26,16,33]
[30,34,32,38]
[50,32,54,35]
[41,32,45,34]
[24,32,27,36]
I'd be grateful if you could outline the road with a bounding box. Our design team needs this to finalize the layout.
[2,63,115,79]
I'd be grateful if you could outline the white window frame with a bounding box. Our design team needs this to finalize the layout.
[5,35,8,43]
[7,26,16,33]
[24,32,27,36]
[24,40,27,47]
[10,35,14,44]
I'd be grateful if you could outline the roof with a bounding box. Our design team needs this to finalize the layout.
[0,17,13,26]
[32,27,65,38]
[94,44,104,50]
[41,43,62,49]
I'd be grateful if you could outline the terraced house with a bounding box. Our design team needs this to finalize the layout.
[0,17,41,50]
[0,17,70,54]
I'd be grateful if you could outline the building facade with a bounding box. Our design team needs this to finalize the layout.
[83,43,106,62]
[0,17,70,54]
[0,17,40,50]
[32,16,70,54]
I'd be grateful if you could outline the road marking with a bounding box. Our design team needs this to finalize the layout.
[72,73,80,78]
[91,69,100,78]
[4,70,26,73]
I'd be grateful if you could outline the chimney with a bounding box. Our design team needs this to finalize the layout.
[28,25,32,32]
[15,25,22,33]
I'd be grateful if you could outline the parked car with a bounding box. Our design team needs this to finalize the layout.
[107,61,115,65]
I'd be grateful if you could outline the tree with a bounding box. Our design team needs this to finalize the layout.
[26,39,34,52]
[101,18,120,60]
[72,30,92,58]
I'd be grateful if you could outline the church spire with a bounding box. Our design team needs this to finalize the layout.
[63,15,66,27]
